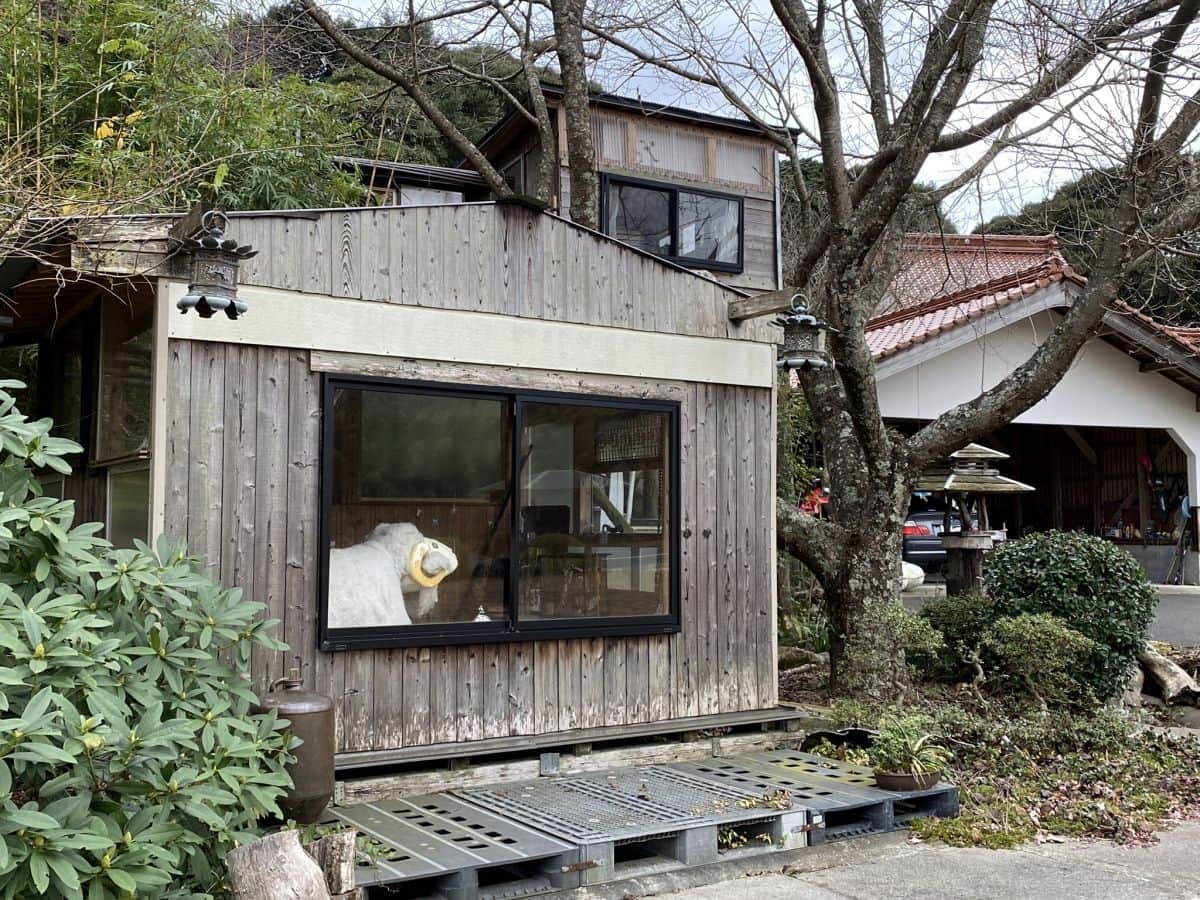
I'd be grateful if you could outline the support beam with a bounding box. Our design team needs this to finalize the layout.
[728,288,796,321]
[1140,359,1180,373]
[1062,425,1098,465]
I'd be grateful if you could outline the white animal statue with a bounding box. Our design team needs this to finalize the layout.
[900,560,926,592]
[327,523,458,628]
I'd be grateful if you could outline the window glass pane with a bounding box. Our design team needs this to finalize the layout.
[518,402,671,621]
[48,323,86,446]
[108,465,149,547]
[677,192,739,264]
[97,297,153,460]
[326,388,511,630]
[606,183,672,256]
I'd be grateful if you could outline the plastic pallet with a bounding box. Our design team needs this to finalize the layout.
[756,750,960,826]
[665,758,893,843]
[328,793,580,897]
[456,769,812,885]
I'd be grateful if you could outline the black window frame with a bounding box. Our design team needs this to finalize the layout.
[318,375,682,651]
[599,173,745,274]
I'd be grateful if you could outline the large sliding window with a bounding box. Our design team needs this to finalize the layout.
[602,175,743,272]
[320,377,679,650]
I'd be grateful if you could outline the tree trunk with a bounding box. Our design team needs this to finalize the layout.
[550,0,599,228]
[823,527,903,687]
[228,830,332,900]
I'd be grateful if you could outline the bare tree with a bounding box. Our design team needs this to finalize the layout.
[300,0,601,223]
[305,0,1200,683]
[598,0,1200,680]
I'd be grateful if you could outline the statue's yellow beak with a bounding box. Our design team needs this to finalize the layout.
[409,541,449,589]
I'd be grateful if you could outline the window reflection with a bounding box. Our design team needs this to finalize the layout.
[518,403,670,620]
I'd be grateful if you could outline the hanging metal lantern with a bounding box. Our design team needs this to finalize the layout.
[177,211,257,319]
[775,295,833,371]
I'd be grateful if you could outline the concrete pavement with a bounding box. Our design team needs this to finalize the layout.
[661,823,1200,899]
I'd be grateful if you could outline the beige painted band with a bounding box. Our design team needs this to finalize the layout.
[164,282,774,389]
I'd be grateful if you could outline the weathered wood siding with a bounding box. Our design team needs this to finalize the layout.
[160,205,777,760]
[223,204,775,344]
[163,346,776,756]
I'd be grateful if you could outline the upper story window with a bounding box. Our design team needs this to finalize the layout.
[601,174,743,273]
[320,377,680,650]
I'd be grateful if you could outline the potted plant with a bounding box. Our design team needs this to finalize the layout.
[869,715,950,791]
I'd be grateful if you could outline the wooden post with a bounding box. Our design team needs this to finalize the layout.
[1136,430,1152,536]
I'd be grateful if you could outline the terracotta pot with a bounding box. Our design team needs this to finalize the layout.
[874,770,941,791]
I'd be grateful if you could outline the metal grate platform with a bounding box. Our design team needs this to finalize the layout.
[328,793,577,889]
[457,776,706,844]
[329,752,957,895]
[752,749,879,786]
[665,758,894,842]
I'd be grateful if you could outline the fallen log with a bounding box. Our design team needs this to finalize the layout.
[228,830,332,900]
[778,645,829,670]
[1139,645,1200,705]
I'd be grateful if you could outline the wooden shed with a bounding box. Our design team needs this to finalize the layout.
[1,202,783,769]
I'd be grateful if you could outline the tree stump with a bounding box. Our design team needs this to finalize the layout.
[228,830,332,900]
[305,831,358,897]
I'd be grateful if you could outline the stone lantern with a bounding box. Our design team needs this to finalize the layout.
[915,443,1034,596]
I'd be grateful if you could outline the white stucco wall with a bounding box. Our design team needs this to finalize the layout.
[877,309,1200,581]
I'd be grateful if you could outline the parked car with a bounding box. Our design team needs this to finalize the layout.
[901,502,969,575]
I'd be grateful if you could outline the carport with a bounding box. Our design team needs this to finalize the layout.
[873,234,1200,585]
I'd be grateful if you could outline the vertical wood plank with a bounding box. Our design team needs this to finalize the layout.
[468,205,495,314]
[579,637,604,730]
[736,387,759,710]
[717,387,739,710]
[757,387,777,707]
[388,208,412,305]
[187,341,225,577]
[332,210,361,298]
[415,207,443,306]
[696,383,720,715]
[603,636,627,726]
[627,637,650,724]
[648,634,671,721]
[253,349,291,692]
[164,340,192,540]
[372,649,405,750]
[284,353,320,684]
[342,650,375,752]
[508,642,534,736]
[220,348,257,591]
[429,646,457,743]
[534,640,558,733]
[457,644,485,742]
[443,206,469,310]
[359,208,391,301]
[483,643,509,738]
[556,640,581,732]
[677,382,700,718]
[287,217,317,293]
[402,647,432,747]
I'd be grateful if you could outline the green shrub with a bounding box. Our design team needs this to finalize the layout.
[984,531,1156,701]
[0,382,294,899]
[869,714,950,776]
[983,613,1101,708]
[842,600,944,701]
[917,592,997,679]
